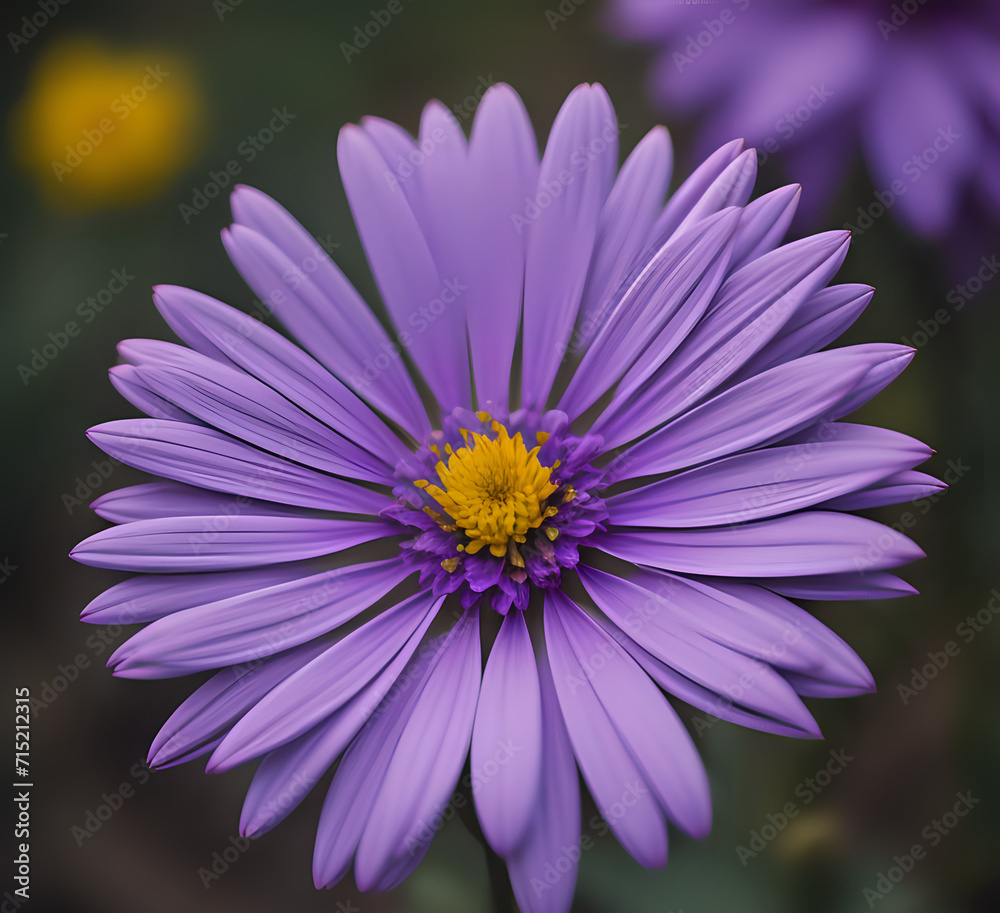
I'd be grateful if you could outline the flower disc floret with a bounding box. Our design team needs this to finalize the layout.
[415,418,562,561]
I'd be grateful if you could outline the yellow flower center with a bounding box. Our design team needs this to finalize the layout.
[415,416,568,568]
[11,37,203,211]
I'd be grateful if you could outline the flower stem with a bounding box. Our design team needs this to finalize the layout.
[483,842,517,913]
[454,769,518,913]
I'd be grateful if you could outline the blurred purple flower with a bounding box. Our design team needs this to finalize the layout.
[607,0,1000,238]
[73,82,937,911]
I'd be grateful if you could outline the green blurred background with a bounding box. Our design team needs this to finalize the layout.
[2,1,997,911]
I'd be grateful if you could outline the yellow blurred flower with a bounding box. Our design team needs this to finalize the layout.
[774,808,845,862]
[11,37,203,211]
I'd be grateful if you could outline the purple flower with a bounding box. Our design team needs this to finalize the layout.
[607,0,1000,238]
[73,83,938,911]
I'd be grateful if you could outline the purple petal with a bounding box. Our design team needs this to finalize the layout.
[71,515,393,575]
[602,619,821,740]
[573,125,673,352]
[607,423,930,527]
[127,359,392,485]
[405,101,472,302]
[147,639,330,768]
[109,365,199,423]
[312,626,442,890]
[211,592,443,771]
[759,572,917,601]
[729,184,801,271]
[578,566,820,736]
[81,561,321,624]
[222,222,432,439]
[560,207,738,419]
[672,150,758,236]
[544,590,668,868]
[358,104,473,415]
[551,591,711,838]
[522,84,616,408]
[91,481,309,524]
[646,140,743,247]
[354,608,481,890]
[606,344,915,472]
[152,284,411,461]
[827,346,918,421]
[225,188,428,437]
[601,231,851,437]
[688,575,874,693]
[782,670,872,699]
[728,283,874,384]
[593,511,924,577]
[820,470,945,510]
[337,124,471,411]
[587,564,867,686]
[87,419,391,514]
[108,559,412,677]
[239,603,439,838]
[472,610,543,856]
[356,114,416,179]
[506,650,581,913]
[465,84,538,411]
